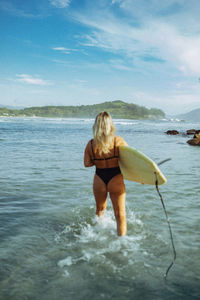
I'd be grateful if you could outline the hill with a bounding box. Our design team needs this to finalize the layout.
[0,100,165,119]
[177,108,200,122]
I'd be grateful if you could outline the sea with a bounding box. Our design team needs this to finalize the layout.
[0,117,199,300]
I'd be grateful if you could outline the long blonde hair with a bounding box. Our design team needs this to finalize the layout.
[93,111,115,155]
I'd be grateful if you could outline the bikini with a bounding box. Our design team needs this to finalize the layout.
[91,138,121,185]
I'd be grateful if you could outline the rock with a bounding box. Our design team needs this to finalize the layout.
[194,133,200,139]
[187,129,197,135]
[164,128,200,146]
[187,138,200,146]
[165,130,179,135]
[187,129,200,137]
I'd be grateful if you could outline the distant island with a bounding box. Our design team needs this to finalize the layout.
[176,108,200,122]
[0,100,165,119]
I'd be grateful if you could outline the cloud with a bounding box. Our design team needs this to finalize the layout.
[49,0,71,8]
[15,74,52,86]
[136,21,200,75]
[74,79,87,84]
[52,47,77,54]
[109,59,132,71]
[51,59,69,65]
[74,1,200,76]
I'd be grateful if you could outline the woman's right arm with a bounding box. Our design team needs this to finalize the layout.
[84,141,94,167]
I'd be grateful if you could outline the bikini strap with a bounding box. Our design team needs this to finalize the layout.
[90,137,118,161]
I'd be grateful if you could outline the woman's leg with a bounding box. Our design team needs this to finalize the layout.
[108,174,127,236]
[93,174,107,217]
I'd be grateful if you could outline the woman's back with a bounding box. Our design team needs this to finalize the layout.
[85,136,127,169]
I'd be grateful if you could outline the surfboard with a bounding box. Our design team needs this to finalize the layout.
[118,145,167,185]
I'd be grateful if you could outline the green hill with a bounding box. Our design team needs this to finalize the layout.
[0,100,165,119]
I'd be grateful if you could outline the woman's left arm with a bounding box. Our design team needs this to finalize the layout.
[84,141,94,167]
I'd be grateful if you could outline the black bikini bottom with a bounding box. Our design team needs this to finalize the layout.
[96,167,121,185]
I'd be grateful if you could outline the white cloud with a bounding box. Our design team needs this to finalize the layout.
[111,0,200,30]
[111,0,123,4]
[145,22,200,75]
[49,0,71,8]
[15,74,52,86]
[109,59,132,71]
[74,79,88,84]
[52,47,77,54]
[77,10,200,76]
[51,59,69,65]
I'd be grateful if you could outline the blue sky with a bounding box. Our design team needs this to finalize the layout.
[0,0,200,114]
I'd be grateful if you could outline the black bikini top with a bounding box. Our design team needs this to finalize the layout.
[90,138,119,162]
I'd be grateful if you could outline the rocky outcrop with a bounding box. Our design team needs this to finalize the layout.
[187,129,199,135]
[187,130,200,146]
[165,129,200,146]
[187,137,200,146]
[165,130,179,135]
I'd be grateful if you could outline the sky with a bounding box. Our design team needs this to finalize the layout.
[0,0,200,114]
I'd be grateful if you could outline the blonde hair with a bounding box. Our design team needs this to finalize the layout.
[93,111,115,155]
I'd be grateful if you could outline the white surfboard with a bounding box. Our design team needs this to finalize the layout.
[119,145,167,185]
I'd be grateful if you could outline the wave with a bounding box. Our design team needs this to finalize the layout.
[56,209,169,280]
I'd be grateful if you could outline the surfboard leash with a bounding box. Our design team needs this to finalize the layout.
[154,171,177,280]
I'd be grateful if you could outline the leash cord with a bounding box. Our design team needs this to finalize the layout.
[154,172,177,279]
[158,158,172,166]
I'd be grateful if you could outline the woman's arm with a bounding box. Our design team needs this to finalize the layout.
[84,141,94,167]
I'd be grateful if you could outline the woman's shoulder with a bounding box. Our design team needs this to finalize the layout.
[115,136,128,146]
[85,139,93,150]
[86,138,93,145]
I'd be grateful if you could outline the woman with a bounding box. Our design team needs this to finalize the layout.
[84,112,128,236]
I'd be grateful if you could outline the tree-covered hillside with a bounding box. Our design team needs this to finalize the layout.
[0,100,165,119]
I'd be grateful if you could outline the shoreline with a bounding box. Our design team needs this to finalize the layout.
[0,115,185,122]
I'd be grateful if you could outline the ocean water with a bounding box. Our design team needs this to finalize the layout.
[0,117,199,300]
